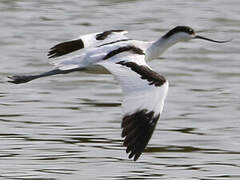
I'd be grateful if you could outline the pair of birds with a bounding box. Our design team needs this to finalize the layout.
[8,26,230,161]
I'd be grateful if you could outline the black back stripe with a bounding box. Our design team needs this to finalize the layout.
[103,46,144,60]
[48,39,84,58]
[96,30,125,40]
[117,61,166,87]
[97,39,131,47]
[121,109,160,161]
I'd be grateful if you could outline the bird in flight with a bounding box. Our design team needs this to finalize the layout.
[8,26,230,161]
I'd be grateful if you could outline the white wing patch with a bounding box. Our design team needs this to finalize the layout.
[81,30,128,47]
[48,30,129,58]
[99,57,168,115]
[98,56,168,161]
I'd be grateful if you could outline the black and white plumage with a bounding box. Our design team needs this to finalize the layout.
[101,59,168,161]
[48,30,130,58]
[8,26,230,161]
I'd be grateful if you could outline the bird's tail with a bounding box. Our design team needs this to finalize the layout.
[8,68,80,84]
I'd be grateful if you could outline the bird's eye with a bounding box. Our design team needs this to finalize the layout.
[188,29,194,34]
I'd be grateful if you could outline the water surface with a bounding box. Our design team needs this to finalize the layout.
[0,0,240,179]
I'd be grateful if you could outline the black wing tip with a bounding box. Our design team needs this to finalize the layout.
[47,45,62,58]
[47,48,60,58]
[96,30,126,40]
[47,39,84,59]
[121,109,160,161]
[47,51,56,58]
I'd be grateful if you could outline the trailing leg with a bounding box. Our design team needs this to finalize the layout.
[8,68,80,84]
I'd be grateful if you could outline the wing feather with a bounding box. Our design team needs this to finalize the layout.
[98,56,168,161]
[48,30,129,58]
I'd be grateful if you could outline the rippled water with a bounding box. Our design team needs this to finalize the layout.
[1,0,240,179]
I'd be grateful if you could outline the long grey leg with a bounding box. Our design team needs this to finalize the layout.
[8,68,81,84]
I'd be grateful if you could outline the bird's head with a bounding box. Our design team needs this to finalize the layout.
[163,26,231,43]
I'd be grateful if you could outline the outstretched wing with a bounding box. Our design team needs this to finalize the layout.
[98,55,168,161]
[48,30,129,58]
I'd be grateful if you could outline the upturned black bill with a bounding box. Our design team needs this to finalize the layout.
[194,35,232,43]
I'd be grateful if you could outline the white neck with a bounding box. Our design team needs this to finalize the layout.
[145,34,183,61]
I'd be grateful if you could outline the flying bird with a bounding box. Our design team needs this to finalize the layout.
[8,26,230,161]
